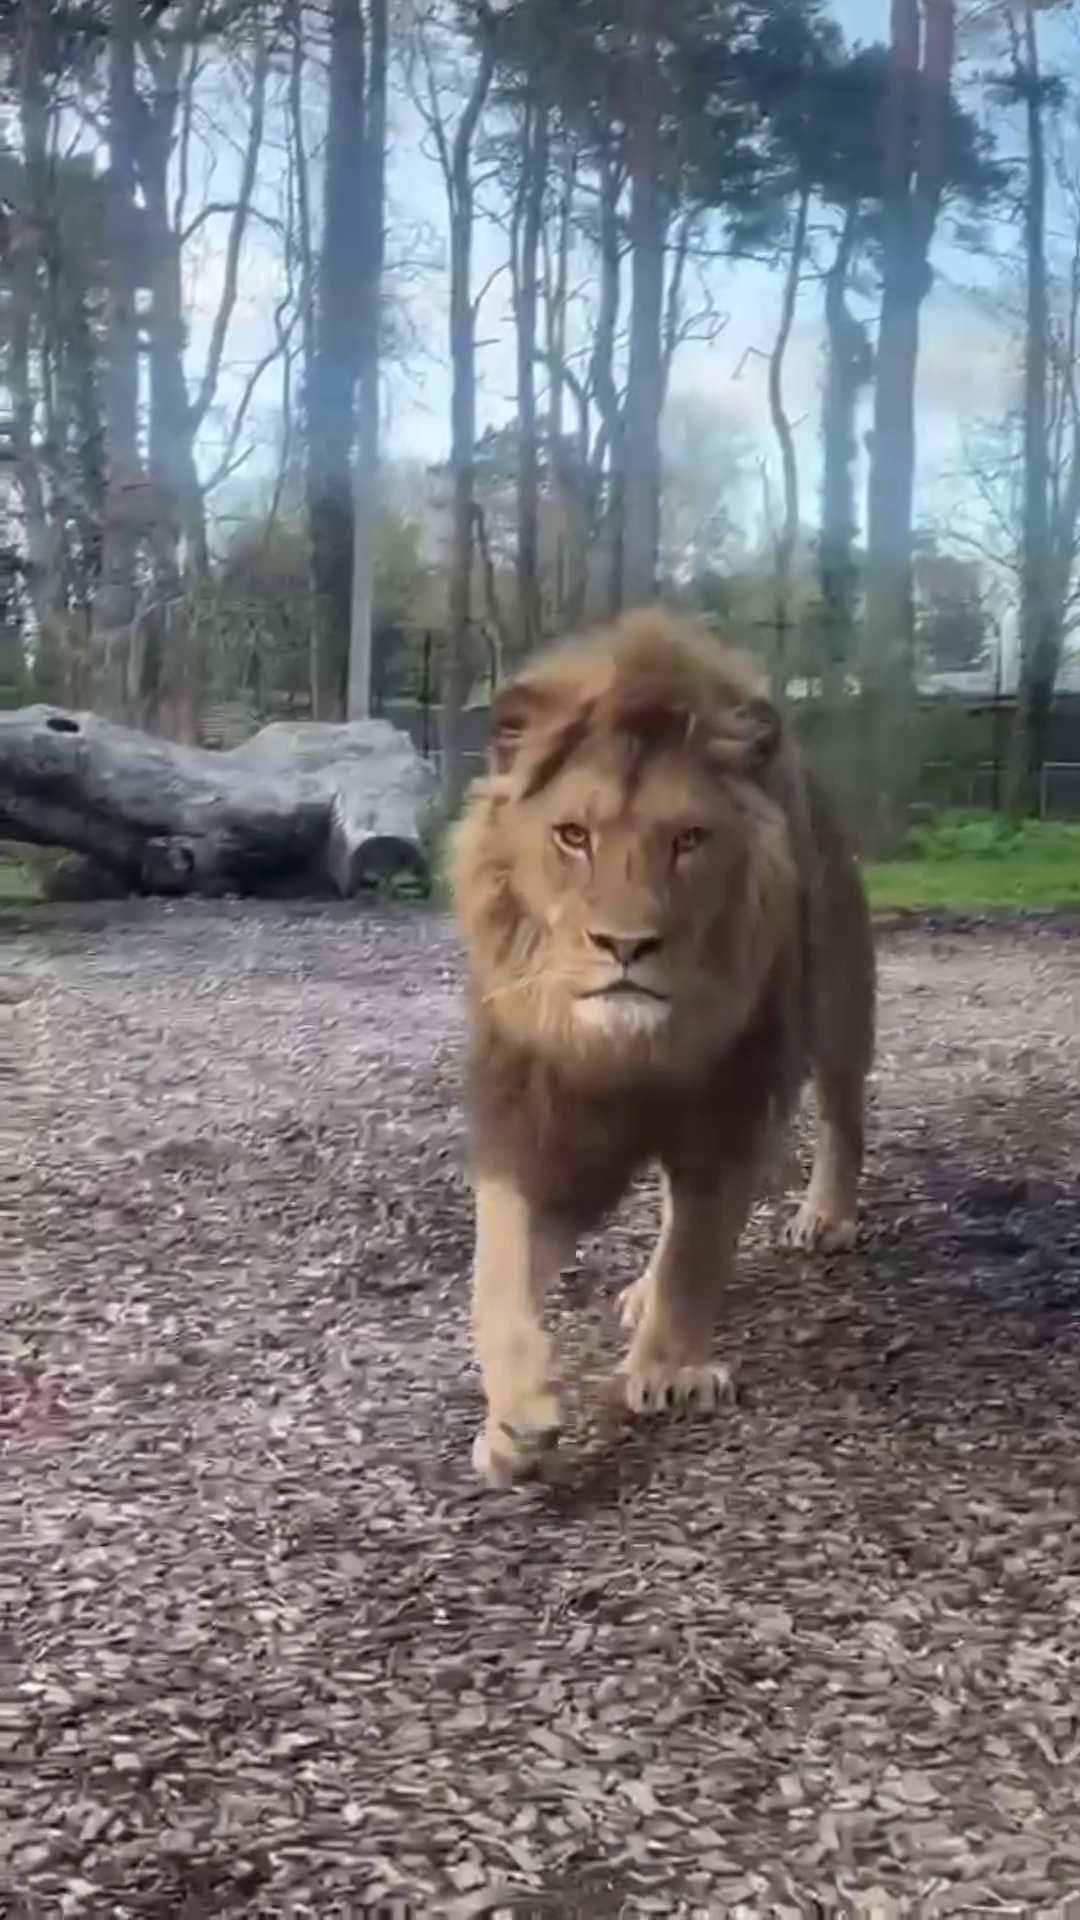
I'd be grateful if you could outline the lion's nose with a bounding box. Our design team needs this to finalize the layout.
[588,930,663,969]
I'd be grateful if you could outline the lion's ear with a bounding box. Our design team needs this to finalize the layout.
[489,680,553,773]
[709,694,783,775]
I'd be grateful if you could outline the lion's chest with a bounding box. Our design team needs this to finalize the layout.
[467,1021,789,1232]
[522,1086,662,1228]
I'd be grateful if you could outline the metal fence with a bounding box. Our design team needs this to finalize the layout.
[920,761,1080,820]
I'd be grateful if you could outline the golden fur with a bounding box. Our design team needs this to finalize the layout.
[451,608,875,1486]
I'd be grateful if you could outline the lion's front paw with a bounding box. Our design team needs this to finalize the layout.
[782,1201,857,1254]
[621,1361,733,1417]
[471,1393,563,1487]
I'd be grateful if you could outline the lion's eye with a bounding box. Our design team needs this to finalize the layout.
[673,827,709,859]
[553,821,591,855]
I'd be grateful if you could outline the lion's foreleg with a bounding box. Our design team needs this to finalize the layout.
[621,1161,757,1414]
[469,1175,570,1485]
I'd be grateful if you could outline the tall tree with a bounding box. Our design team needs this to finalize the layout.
[818,208,872,685]
[1003,3,1072,814]
[347,0,389,720]
[540,143,578,627]
[306,0,367,720]
[861,0,957,844]
[93,0,144,716]
[510,90,548,652]
[764,183,810,694]
[5,0,69,691]
[620,0,664,608]
[134,2,270,727]
[487,0,844,624]
[771,37,1002,689]
[405,0,497,811]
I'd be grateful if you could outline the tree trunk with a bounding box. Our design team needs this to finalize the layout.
[1005,6,1056,817]
[544,145,575,626]
[819,206,869,687]
[590,144,624,619]
[861,0,955,849]
[439,28,496,816]
[141,136,208,713]
[306,0,366,722]
[92,0,144,719]
[53,276,107,647]
[8,332,66,701]
[620,0,664,610]
[17,0,107,687]
[8,0,67,695]
[513,95,548,657]
[347,0,388,722]
[766,184,810,698]
[134,3,266,734]
[0,704,432,898]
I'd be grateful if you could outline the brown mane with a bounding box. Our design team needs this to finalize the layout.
[486,608,777,789]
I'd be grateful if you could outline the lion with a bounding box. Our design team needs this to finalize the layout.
[450,608,875,1486]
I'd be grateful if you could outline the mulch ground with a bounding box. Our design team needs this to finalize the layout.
[6,900,1080,1918]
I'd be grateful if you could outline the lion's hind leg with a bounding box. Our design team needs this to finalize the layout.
[618,1171,672,1334]
[783,1060,865,1254]
[620,1163,756,1416]
[785,797,874,1255]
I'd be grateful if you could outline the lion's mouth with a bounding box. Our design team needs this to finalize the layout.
[580,980,668,1004]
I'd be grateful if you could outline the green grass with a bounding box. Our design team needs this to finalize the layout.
[865,814,1080,913]
[0,852,39,903]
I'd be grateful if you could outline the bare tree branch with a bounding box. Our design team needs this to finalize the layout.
[171,38,203,239]
[180,199,282,248]
[284,0,316,400]
[201,312,299,496]
[472,500,511,673]
[189,18,270,433]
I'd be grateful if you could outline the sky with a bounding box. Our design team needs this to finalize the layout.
[185,0,1076,557]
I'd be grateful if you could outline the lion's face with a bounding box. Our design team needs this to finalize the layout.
[453,613,803,1076]
[495,735,772,1044]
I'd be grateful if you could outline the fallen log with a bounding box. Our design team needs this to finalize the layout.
[0,705,435,899]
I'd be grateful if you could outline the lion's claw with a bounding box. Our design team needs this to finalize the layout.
[621,1362,733,1417]
[783,1204,856,1253]
[471,1398,563,1486]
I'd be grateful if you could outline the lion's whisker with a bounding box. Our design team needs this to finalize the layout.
[481,964,573,1006]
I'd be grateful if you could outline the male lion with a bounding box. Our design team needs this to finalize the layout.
[450,608,874,1486]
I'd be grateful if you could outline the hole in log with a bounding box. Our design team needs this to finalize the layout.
[354,835,431,898]
[45,715,80,735]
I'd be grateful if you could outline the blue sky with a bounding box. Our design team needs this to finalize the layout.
[189,0,1073,552]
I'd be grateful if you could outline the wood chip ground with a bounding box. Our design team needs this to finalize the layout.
[6,901,1080,1917]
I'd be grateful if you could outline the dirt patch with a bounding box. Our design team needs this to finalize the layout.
[7,901,1080,1915]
